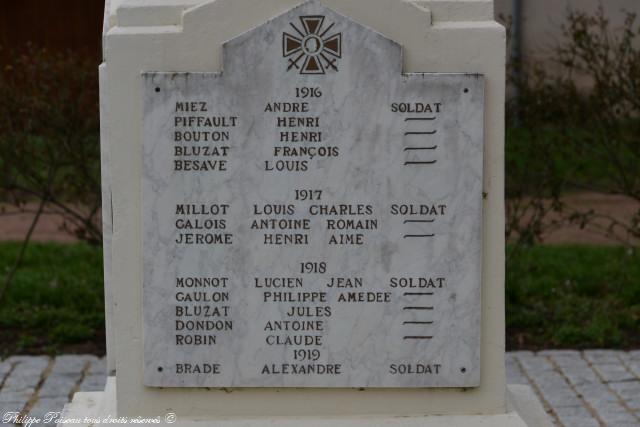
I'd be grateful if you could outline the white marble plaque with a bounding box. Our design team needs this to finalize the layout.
[142,0,484,388]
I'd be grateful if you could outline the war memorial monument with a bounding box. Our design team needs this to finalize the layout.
[61,0,552,425]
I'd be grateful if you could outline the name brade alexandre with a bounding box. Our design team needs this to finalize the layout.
[173,362,345,376]
[173,362,443,376]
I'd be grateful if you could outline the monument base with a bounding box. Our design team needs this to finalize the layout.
[59,378,552,427]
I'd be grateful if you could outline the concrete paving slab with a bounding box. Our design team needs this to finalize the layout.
[1,352,640,427]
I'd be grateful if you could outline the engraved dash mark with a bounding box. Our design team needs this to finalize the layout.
[405,131,437,135]
[404,146,437,151]
[405,117,436,121]
[404,161,437,166]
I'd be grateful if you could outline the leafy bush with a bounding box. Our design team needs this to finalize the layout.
[505,7,640,247]
[0,44,101,243]
[0,44,101,300]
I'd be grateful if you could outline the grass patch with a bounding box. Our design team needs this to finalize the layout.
[507,245,640,350]
[0,242,638,354]
[0,241,104,357]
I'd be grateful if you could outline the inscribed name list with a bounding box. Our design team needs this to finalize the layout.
[142,0,484,388]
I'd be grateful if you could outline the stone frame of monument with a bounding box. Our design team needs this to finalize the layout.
[60,0,551,425]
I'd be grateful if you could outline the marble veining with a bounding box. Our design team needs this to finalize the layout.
[142,0,484,388]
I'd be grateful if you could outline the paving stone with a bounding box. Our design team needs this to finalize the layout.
[78,374,106,392]
[592,363,637,383]
[37,374,80,399]
[518,355,555,375]
[550,354,588,368]
[575,381,620,403]
[0,402,25,415]
[598,413,640,426]
[27,397,68,426]
[552,405,593,418]
[506,356,529,384]
[506,373,529,385]
[609,380,640,400]
[5,355,48,364]
[0,405,22,426]
[88,357,107,376]
[510,351,534,358]
[2,358,49,394]
[2,374,38,392]
[6,359,48,375]
[557,364,600,386]
[626,360,640,379]
[626,399,640,411]
[620,352,634,361]
[540,386,583,408]
[2,370,42,393]
[532,369,567,386]
[11,353,640,426]
[5,356,49,371]
[548,353,586,369]
[538,350,581,358]
[583,350,623,365]
[0,361,12,379]
[521,366,584,410]
[50,355,95,376]
[505,353,518,363]
[556,417,601,427]
[0,388,35,404]
[553,406,600,427]
[588,400,639,425]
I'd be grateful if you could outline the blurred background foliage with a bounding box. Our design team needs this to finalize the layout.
[504,7,640,349]
[506,7,640,248]
[0,45,102,244]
